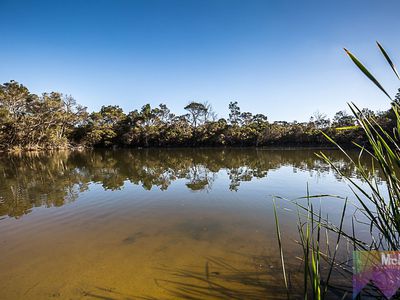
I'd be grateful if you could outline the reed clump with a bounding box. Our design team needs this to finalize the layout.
[275,42,400,299]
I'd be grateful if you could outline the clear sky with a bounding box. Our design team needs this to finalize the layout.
[1,0,400,121]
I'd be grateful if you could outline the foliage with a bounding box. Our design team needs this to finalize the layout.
[0,79,396,150]
[0,81,87,150]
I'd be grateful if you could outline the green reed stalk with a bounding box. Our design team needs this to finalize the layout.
[274,191,347,299]
[275,42,400,298]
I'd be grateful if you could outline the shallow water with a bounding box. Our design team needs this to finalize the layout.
[0,148,377,299]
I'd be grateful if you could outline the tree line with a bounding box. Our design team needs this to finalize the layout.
[0,80,397,150]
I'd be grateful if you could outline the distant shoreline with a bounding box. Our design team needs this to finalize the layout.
[1,81,391,153]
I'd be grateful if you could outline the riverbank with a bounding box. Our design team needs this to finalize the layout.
[1,80,392,156]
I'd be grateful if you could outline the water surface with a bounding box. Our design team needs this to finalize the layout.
[0,148,376,299]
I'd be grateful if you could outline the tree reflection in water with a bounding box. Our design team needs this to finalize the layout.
[0,148,379,218]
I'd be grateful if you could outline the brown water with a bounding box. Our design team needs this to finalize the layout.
[0,148,376,299]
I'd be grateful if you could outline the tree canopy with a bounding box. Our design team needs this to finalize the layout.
[0,80,395,151]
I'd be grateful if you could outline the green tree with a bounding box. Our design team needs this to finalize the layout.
[332,110,355,127]
[84,105,126,146]
[184,102,207,128]
[228,101,241,125]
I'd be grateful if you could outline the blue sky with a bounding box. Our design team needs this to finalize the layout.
[1,0,400,121]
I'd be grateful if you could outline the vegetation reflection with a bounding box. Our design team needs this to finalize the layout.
[0,148,379,218]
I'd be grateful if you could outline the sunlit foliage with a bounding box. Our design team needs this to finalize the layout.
[0,80,395,150]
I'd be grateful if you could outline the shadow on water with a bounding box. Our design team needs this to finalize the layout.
[146,257,293,300]
[33,253,352,300]
[78,255,299,300]
[134,256,351,300]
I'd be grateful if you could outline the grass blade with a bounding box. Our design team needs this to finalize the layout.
[344,48,392,100]
[273,199,289,296]
[377,41,400,80]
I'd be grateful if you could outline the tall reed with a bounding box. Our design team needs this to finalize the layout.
[275,42,400,298]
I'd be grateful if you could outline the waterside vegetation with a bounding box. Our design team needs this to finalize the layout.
[0,80,398,151]
[275,42,400,299]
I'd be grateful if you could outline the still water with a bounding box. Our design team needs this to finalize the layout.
[0,148,376,299]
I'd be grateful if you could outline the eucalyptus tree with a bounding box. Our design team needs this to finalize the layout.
[0,81,86,149]
[184,101,208,128]
[312,111,330,129]
[240,112,253,126]
[228,101,241,125]
[0,81,33,148]
[84,105,126,146]
[138,104,161,146]
[202,101,217,123]
[332,110,355,127]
